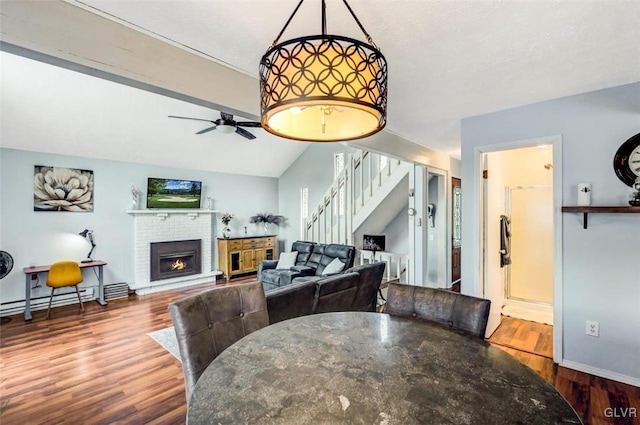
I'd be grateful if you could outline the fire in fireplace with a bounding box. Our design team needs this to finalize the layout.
[150,239,201,282]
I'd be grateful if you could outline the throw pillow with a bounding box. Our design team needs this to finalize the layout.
[322,257,345,275]
[276,251,298,270]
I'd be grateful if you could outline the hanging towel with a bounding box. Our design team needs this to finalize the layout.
[500,215,511,267]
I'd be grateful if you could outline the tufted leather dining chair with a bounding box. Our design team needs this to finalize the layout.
[168,281,269,402]
[384,282,491,339]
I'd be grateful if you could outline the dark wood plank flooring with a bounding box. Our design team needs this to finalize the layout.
[1,278,638,425]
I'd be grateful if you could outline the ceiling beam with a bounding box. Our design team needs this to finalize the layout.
[0,0,260,120]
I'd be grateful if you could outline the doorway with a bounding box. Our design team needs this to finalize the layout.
[477,137,563,363]
[504,185,554,324]
[451,177,461,291]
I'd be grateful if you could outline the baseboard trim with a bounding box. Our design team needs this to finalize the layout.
[560,359,640,387]
[0,288,95,316]
[133,271,222,295]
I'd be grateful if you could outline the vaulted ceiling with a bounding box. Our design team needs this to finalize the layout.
[2,0,639,176]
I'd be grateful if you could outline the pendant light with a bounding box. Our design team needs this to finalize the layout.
[259,0,387,142]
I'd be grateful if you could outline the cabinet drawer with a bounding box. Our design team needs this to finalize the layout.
[264,237,276,247]
[228,240,243,250]
[243,238,265,248]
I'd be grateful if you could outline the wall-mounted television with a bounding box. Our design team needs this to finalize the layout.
[146,178,202,209]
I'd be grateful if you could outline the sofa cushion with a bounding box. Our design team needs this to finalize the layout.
[306,243,355,276]
[276,251,297,269]
[322,257,346,275]
[291,241,315,266]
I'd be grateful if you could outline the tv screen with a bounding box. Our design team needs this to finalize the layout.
[363,234,386,252]
[146,178,202,209]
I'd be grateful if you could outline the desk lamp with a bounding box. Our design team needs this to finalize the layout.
[79,229,96,263]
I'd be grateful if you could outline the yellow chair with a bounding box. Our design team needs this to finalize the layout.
[46,261,84,319]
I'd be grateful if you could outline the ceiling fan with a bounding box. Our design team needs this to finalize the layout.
[168,112,262,140]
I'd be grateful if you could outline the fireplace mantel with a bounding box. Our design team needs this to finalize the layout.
[130,209,221,294]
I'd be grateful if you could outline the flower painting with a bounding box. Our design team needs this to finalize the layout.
[34,165,94,212]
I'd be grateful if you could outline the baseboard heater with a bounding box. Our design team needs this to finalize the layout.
[0,288,94,317]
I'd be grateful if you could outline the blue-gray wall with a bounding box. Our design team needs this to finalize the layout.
[0,148,279,309]
[278,143,352,249]
[461,82,640,383]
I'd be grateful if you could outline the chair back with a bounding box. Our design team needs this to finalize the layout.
[347,262,386,312]
[47,261,83,288]
[168,281,269,402]
[385,283,491,338]
[313,272,360,314]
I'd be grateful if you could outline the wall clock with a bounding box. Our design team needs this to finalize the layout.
[613,132,640,187]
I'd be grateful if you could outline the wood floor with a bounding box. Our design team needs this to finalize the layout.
[1,279,639,425]
[488,315,553,358]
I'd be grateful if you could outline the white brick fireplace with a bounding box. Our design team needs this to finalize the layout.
[128,210,222,294]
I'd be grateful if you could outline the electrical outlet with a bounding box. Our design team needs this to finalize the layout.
[586,320,599,337]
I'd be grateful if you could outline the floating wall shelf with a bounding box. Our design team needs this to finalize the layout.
[561,206,640,229]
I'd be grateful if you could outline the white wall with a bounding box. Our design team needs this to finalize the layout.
[0,148,279,310]
[461,82,640,384]
[278,143,352,249]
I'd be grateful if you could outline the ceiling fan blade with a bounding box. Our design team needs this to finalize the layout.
[169,115,214,123]
[196,125,217,135]
[220,112,234,121]
[236,121,262,128]
[235,127,256,140]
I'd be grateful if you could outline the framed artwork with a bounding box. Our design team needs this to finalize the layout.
[34,165,94,212]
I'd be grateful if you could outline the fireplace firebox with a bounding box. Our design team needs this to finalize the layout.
[150,239,201,282]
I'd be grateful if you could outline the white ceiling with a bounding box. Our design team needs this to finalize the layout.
[0,52,309,178]
[2,0,640,176]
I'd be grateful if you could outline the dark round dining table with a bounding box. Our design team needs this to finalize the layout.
[187,312,581,425]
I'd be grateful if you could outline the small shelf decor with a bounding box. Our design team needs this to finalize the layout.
[131,185,142,210]
[250,212,285,234]
[221,212,234,239]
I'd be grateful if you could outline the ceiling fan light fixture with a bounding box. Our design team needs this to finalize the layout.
[259,0,387,142]
[217,124,235,134]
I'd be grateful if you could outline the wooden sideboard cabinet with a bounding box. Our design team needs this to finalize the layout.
[218,236,277,281]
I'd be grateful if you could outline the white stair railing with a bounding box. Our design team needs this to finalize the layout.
[303,150,409,245]
[359,250,409,284]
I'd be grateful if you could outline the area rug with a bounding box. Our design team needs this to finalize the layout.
[147,327,181,362]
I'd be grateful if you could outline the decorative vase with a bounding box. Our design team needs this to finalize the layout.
[263,223,269,235]
[577,183,591,206]
[223,226,231,239]
[132,194,140,210]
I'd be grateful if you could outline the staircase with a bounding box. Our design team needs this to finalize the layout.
[303,150,411,282]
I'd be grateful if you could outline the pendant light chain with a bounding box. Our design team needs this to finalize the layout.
[271,0,378,48]
[322,0,327,36]
[271,0,306,47]
[341,0,377,49]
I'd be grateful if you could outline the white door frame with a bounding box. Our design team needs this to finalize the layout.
[472,135,563,363]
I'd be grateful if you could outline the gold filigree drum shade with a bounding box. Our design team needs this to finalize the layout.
[260,35,387,142]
